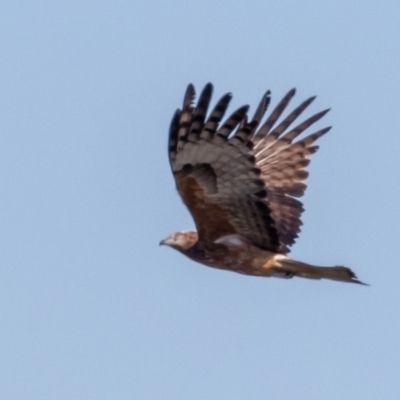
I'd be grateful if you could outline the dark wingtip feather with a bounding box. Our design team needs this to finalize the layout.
[281,108,332,142]
[302,126,332,146]
[201,91,233,138]
[281,88,297,106]
[299,95,317,110]
[183,84,196,108]
[316,126,332,141]
[252,90,271,124]
[269,95,321,139]
[320,126,332,135]
[189,84,215,137]
[195,85,213,112]
[168,108,181,163]
[198,83,213,105]
[169,108,181,130]
[203,82,213,93]
[318,108,331,117]
[256,88,297,137]
[217,105,249,139]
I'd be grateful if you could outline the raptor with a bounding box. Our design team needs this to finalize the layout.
[160,83,365,285]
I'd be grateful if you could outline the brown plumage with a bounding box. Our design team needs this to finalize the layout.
[160,83,365,285]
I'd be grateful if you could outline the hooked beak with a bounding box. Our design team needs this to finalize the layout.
[158,238,168,246]
[160,235,173,247]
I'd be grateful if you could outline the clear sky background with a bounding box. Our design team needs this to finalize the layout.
[0,1,399,399]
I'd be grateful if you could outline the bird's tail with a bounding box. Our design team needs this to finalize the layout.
[272,257,367,285]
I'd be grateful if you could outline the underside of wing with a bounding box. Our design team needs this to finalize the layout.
[252,89,331,253]
[168,83,330,253]
[169,84,280,250]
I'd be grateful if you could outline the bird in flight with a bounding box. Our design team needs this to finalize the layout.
[160,83,365,284]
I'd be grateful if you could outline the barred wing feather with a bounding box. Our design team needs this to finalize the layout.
[168,83,330,253]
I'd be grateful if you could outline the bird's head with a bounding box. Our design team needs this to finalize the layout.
[159,231,198,252]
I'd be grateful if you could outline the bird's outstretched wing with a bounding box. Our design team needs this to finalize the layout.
[168,83,330,253]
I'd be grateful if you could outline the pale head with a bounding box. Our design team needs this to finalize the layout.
[159,231,198,252]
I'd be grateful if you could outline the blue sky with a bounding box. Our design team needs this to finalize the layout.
[0,1,399,399]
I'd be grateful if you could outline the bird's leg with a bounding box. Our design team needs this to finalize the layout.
[259,256,294,278]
